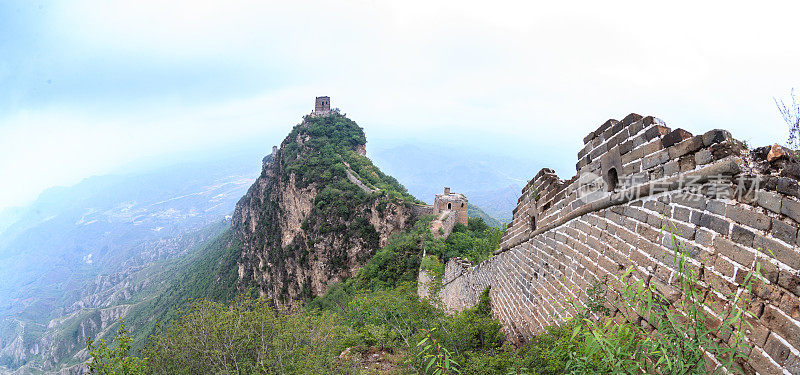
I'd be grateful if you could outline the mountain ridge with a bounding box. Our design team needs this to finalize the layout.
[232,113,421,307]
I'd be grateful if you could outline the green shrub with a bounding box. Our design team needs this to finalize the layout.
[420,255,444,276]
[562,226,761,374]
[142,296,349,374]
[86,322,148,375]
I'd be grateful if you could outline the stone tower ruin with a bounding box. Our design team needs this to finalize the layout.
[434,187,469,226]
[314,96,331,116]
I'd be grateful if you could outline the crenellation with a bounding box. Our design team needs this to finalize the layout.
[433,113,800,374]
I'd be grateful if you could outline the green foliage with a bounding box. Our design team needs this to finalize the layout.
[425,217,504,264]
[142,296,348,374]
[281,114,418,208]
[467,204,503,228]
[420,255,444,276]
[418,328,461,375]
[86,322,148,374]
[90,194,765,375]
[352,216,434,291]
[444,288,504,355]
[458,324,576,375]
[259,113,423,277]
[561,225,760,374]
[122,229,245,349]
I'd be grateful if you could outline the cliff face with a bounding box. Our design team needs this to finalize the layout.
[232,114,417,307]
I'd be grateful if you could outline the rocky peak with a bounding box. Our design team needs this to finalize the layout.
[232,113,418,308]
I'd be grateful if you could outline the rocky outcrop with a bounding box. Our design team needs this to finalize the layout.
[232,114,415,308]
[1,305,129,375]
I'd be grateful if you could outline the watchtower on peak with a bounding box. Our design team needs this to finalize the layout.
[313,96,331,116]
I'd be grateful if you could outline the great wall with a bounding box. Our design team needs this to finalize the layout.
[428,114,800,374]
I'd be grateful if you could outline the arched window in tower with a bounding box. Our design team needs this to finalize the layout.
[448,203,452,209]
[461,203,464,207]
[607,167,619,191]
[531,215,537,231]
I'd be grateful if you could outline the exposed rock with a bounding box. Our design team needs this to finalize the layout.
[232,113,414,308]
[768,143,789,162]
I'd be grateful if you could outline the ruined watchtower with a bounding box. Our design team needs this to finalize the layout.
[313,96,331,116]
[433,187,469,226]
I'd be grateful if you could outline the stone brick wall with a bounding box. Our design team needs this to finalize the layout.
[430,210,459,239]
[411,204,435,218]
[436,114,800,374]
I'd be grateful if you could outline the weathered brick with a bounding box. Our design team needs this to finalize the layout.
[714,255,736,278]
[664,219,695,240]
[730,225,755,247]
[622,161,641,175]
[643,200,668,215]
[619,139,634,155]
[695,149,712,165]
[646,214,663,229]
[668,135,704,159]
[623,206,648,223]
[702,129,733,146]
[754,235,800,270]
[706,200,728,216]
[663,159,680,176]
[640,139,663,157]
[603,121,625,141]
[695,228,715,247]
[778,177,800,198]
[643,124,670,142]
[741,298,766,329]
[771,218,798,245]
[781,197,800,224]
[726,205,771,232]
[629,118,646,135]
[651,278,681,303]
[661,128,693,148]
[757,258,780,284]
[673,193,708,210]
[642,149,670,170]
[754,279,783,301]
[589,143,608,160]
[714,237,755,267]
[698,213,730,236]
[747,347,784,375]
[678,155,696,173]
[672,205,691,222]
[704,270,735,295]
[637,223,662,243]
[777,293,799,319]
[778,269,800,295]
[689,210,703,226]
[761,305,800,351]
[649,165,664,180]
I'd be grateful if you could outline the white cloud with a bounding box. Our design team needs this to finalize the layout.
[2,0,799,209]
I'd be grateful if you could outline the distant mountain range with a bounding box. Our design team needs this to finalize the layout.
[0,152,262,373]
[369,142,530,222]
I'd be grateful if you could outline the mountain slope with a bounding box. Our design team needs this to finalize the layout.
[0,154,261,373]
[232,113,421,307]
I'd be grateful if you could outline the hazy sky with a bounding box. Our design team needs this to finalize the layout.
[2,0,799,211]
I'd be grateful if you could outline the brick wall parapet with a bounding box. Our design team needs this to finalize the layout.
[436,114,800,374]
